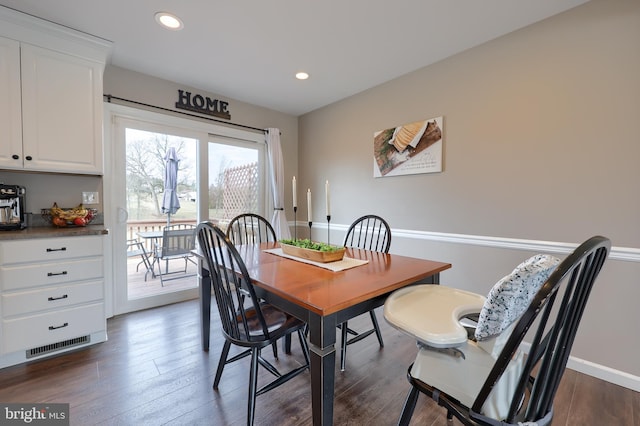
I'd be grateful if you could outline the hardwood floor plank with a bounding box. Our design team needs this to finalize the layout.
[567,373,634,425]
[0,300,636,425]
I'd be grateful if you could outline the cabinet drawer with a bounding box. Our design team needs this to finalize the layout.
[2,302,105,354]
[2,280,103,317]
[1,258,103,290]
[0,236,103,265]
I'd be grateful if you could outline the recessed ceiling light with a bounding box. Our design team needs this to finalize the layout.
[155,12,184,30]
[295,72,310,80]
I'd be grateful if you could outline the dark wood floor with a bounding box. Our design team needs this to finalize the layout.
[0,299,638,425]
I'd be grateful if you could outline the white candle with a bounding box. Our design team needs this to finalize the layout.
[325,180,330,217]
[307,189,312,223]
[292,176,297,208]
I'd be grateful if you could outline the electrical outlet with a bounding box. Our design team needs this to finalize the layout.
[82,191,99,205]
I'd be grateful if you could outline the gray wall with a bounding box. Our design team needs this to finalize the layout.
[298,0,640,385]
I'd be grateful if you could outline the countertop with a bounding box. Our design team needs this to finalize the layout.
[0,225,109,241]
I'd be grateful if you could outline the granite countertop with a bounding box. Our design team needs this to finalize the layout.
[0,225,109,240]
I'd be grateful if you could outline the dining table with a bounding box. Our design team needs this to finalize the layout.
[194,241,451,426]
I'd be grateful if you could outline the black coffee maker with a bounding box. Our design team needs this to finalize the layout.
[0,184,27,230]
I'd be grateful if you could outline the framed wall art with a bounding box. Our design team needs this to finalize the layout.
[373,116,443,177]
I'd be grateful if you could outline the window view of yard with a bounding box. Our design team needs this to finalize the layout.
[126,128,197,223]
[123,126,263,302]
[125,129,261,228]
[208,141,260,221]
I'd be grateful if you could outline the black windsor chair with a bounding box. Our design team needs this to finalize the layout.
[196,222,310,425]
[384,235,610,425]
[339,214,392,371]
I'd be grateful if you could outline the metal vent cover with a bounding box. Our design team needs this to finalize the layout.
[26,335,90,358]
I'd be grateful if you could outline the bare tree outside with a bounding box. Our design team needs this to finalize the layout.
[126,129,197,221]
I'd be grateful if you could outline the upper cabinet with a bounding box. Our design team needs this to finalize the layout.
[0,7,111,175]
[0,37,23,171]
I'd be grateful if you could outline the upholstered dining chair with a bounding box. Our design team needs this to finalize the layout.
[339,214,392,371]
[196,222,310,425]
[384,236,610,426]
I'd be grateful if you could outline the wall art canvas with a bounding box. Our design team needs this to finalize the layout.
[373,116,443,177]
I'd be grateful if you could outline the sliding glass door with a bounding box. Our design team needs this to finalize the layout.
[105,103,268,315]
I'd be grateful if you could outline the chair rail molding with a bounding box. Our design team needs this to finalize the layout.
[298,221,639,263]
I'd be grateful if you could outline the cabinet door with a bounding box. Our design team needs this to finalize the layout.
[0,37,23,170]
[20,44,104,174]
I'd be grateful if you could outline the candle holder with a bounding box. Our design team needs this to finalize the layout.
[293,206,297,241]
[308,221,313,240]
[327,215,331,246]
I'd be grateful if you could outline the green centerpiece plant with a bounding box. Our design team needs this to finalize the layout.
[279,238,343,252]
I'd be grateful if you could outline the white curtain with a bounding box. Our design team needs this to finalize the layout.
[266,128,291,239]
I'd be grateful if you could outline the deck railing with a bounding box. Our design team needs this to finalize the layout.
[127,219,197,251]
[127,218,224,251]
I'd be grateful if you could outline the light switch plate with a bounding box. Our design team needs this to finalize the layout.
[82,191,99,205]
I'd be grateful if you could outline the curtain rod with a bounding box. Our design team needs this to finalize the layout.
[103,94,267,133]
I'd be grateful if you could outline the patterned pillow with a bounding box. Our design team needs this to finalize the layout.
[474,254,561,341]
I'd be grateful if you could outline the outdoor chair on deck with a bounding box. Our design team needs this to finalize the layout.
[339,214,391,371]
[196,222,310,425]
[127,239,154,281]
[383,236,610,425]
[153,224,197,286]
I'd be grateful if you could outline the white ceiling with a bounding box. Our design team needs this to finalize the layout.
[0,0,589,116]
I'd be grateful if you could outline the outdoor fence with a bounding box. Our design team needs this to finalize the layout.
[222,162,258,220]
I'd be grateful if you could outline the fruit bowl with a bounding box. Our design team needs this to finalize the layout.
[41,203,97,227]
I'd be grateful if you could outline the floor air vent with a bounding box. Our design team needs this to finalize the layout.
[26,335,90,358]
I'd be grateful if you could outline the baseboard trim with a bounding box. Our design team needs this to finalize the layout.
[519,341,640,392]
[567,357,640,391]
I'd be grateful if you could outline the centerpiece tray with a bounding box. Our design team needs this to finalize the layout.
[279,240,346,263]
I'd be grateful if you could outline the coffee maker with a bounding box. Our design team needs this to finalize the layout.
[0,184,27,230]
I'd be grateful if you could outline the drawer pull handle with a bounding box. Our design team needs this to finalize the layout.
[47,271,68,277]
[49,322,69,330]
[46,247,67,252]
[48,294,69,301]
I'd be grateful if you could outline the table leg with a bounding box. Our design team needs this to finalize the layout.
[308,312,336,426]
[198,259,211,351]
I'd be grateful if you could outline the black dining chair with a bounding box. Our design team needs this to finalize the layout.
[339,214,392,371]
[384,236,610,425]
[196,222,309,425]
[226,213,282,358]
[226,213,277,245]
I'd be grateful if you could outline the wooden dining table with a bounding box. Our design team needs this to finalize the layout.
[194,242,451,426]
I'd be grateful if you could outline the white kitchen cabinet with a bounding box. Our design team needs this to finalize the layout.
[0,7,111,175]
[0,37,22,170]
[0,235,107,368]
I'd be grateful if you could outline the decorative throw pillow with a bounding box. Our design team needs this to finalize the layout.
[474,254,561,341]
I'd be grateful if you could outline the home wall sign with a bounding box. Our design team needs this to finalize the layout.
[175,89,231,120]
[373,116,443,177]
